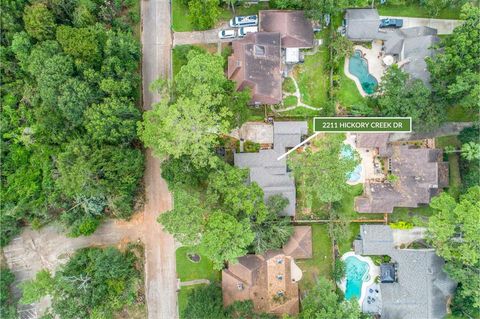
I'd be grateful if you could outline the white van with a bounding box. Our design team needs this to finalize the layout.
[229,15,258,28]
[238,26,258,37]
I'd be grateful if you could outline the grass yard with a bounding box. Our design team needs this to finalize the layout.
[283,96,298,107]
[283,77,296,94]
[178,286,196,318]
[296,224,333,292]
[175,246,221,282]
[336,58,365,110]
[435,135,462,199]
[338,223,360,255]
[294,49,330,110]
[376,3,462,19]
[275,107,321,119]
[172,0,193,32]
[447,104,480,122]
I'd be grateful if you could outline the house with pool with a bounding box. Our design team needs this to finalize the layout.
[341,225,457,319]
[343,8,441,95]
[349,133,449,214]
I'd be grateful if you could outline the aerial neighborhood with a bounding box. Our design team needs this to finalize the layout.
[1,0,479,319]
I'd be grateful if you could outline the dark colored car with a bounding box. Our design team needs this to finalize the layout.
[379,18,403,28]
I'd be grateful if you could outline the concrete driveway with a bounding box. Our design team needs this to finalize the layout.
[173,22,236,45]
[379,16,463,34]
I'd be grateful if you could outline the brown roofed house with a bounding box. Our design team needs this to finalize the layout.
[222,226,312,316]
[355,140,449,214]
[228,32,282,105]
[259,10,314,48]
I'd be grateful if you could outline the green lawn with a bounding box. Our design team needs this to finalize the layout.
[283,77,296,94]
[296,224,333,292]
[172,0,193,32]
[276,107,321,119]
[447,104,480,122]
[336,58,365,110]
[338,223,360,255]
[377,3,462,19]
[175,246,220,282]
[436,135,462,199]
[294,49,330,110]
[178,286,195,318]
[283,95,298,107]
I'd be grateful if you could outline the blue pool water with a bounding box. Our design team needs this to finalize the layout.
[345,256,370,300]
[341,145,362,183]
[349,50,378,94]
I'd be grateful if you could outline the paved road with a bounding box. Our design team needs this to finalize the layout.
[379,16,463,34]
[141,0,177,318]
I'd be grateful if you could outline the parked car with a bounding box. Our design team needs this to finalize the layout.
[218,29,236,39]
[229,15,258,28]
[379,18,403,28]
[238,26,258,37]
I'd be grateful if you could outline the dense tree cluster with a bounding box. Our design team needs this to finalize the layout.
[427,187,480,317]
[373,66,445,131]
[428,4,480,111]
[458,125,480,191]
[299,277,362,319]
[1,0,143,245]
[0,268,16,319]
[182,283,277,319]
[289,134,358,208]
[20,247,142,318]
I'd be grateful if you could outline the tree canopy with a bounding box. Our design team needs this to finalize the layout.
[289,134,358,207]
[20,247,142,318]
[427,187,480,317]
[299,277,362,319]
[1,0,143,245]
[427,4,480,111]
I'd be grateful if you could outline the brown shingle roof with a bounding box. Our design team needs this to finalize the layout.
[259,10,314,48]
[282,226,312,259]
[228,32,282,105]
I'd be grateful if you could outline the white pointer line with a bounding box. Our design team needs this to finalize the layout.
[277,132,320,161]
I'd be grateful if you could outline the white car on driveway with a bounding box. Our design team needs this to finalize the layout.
[218,29,236,39]
[229,15,258,28]
[238,26,258,37]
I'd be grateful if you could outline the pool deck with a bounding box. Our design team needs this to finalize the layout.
[344,42,386,96]
[339,252,380,306]
[344,134,385,184]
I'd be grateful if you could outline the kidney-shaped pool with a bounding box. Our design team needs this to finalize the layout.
[344,255,370,300]
[348,50,378,95]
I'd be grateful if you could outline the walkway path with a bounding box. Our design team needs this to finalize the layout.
[379,16,463,34]
[275,76,322,113]
[179,279,211,287]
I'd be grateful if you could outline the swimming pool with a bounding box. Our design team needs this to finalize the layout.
[345,256,370,300]
[348,50,378,94]
[341,145,362,183]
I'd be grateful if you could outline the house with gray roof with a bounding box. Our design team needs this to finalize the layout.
[354,225,457,319]
[234,121,307,216]
[354,134,449,214]
[343,9,440,83]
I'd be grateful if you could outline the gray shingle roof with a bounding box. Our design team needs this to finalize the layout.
[234,122,307,216]
[355,225,457,319]
[259,10,314,48]
[345,9,380,41]
[402,35,439,84]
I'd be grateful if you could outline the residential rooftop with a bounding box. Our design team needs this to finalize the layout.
[222,226,311,315]
[354,225,457,319]
[234,121,308,216]
[259,10,314,48]
[228,32,282,105]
